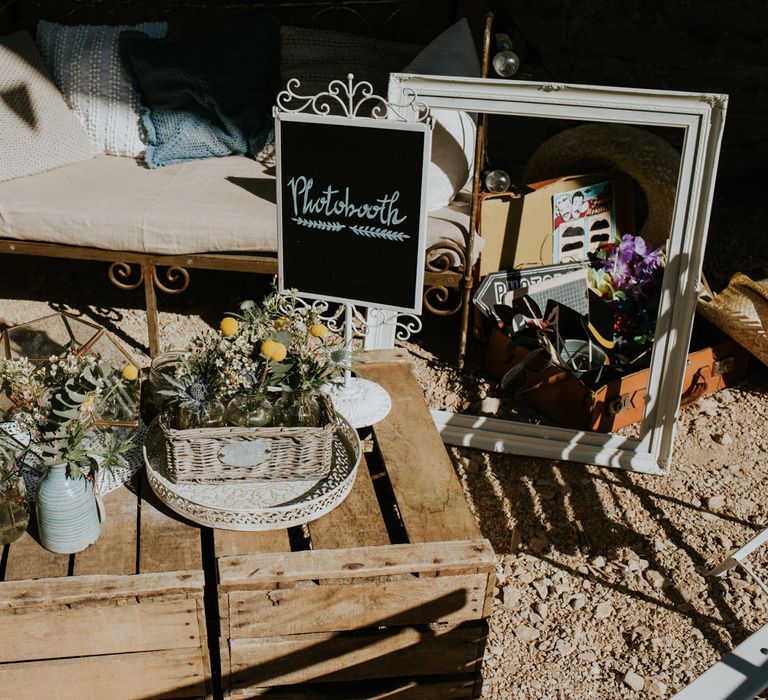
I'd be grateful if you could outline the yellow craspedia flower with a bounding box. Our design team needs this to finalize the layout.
[261,339,287,362]
[220,317,239,337]
[121,364,139,381]
[309,323,329,339]
[274,316,289,330]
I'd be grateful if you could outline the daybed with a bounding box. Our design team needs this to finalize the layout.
[0,0,486,356]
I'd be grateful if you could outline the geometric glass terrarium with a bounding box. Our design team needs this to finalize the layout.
[1,311,140,429]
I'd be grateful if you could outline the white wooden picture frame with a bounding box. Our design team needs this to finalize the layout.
[389,74,727,474]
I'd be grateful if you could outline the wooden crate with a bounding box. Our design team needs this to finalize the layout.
[0,476,212,700]
[215,350,496,699]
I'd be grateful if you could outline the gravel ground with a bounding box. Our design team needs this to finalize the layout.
[1,192,766,699]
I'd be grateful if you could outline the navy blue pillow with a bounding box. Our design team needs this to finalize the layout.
[120,15,280,168]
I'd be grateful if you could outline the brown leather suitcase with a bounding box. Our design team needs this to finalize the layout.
[486,321,750,433]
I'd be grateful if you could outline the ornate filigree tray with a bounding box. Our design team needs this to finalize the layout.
[142,415,361,531]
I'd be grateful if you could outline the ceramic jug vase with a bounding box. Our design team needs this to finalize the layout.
[36,464,102,553]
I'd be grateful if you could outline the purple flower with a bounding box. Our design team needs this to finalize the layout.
[602,248,632,289]
[618,234,648,261]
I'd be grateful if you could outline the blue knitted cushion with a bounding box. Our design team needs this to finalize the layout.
[120,15,280,168]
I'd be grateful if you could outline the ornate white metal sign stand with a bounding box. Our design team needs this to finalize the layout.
[274,75,432,428]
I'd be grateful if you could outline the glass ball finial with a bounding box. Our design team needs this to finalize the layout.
[493,50,521,78]
[484,169,511,193]
[493,33,520,78]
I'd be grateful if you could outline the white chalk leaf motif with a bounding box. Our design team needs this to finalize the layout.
[291,217,345,231]
[349,225,410,242]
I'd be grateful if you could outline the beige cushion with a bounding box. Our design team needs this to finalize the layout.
[0,155,470,258]
[0,31,98,183]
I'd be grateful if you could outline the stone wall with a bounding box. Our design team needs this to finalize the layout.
[494,0,768,184]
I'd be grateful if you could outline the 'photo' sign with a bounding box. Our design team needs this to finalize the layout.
[276,112,431,313]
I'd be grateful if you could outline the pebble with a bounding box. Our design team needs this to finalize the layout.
[647,678,668,696]
[480,397,502,414]
[556,639,574,657]
[534,602,549,618]
[595,601,614,619]
[502,585,522,610]
[712,432,733,446]
[645,570,667,589]
[532,578,550,600]
[517,571,534,585]
[631,625,653,642]
[623,670,645,692]
[591,555,606,568]
[466,457,482,475]
[528,536,550,554]
[717,534,733,549]
[698,397,718,416]
[570,594,586,610]
[706,495,726,509]
[514,625,541,643]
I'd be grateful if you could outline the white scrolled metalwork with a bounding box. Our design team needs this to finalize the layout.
[276,74,431,124]
[365,307,422,342]
[394,314,423,341]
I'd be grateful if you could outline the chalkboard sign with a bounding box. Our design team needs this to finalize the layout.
[276,112,431,313]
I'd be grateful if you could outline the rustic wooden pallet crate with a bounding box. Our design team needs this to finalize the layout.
[0,476,212,700]
[215,350,496,699]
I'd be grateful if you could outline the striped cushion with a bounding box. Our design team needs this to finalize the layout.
[36,20,167,157]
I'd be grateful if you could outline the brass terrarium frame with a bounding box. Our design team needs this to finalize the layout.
[1,311,140,429]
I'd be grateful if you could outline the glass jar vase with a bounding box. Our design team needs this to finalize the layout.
[226,392,273,427]
[0,445,29,545]
[176,401,226,429]
[274,390,323,427]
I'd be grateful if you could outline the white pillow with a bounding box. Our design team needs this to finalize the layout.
[37,20,168,157]
[403,18,481,211]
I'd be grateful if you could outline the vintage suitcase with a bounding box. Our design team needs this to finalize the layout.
[486,319,750,433]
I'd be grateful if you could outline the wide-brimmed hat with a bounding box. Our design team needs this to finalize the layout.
[697,273,768,367]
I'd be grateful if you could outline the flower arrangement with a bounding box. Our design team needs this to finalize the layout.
[160,287,350,429]
[0,350,138,478]
[587,233,665,346]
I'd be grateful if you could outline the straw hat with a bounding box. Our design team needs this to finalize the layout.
[697,273,768,367]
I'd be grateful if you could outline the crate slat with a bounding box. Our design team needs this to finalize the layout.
[214,529,291,557]
[139,473,202,574]
[308,455,390,550]
[74,484,138,576]
[229,622,486,688]
[3,529,69,581]
[0,597,201,663]
[0,570,204,609]
[0,647,207,699]
[357,362,481,544]
[219,540,494,588]
[228,674,479,699]
[229,573,488,637]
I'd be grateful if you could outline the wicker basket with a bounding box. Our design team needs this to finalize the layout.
[158,394,336,484]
